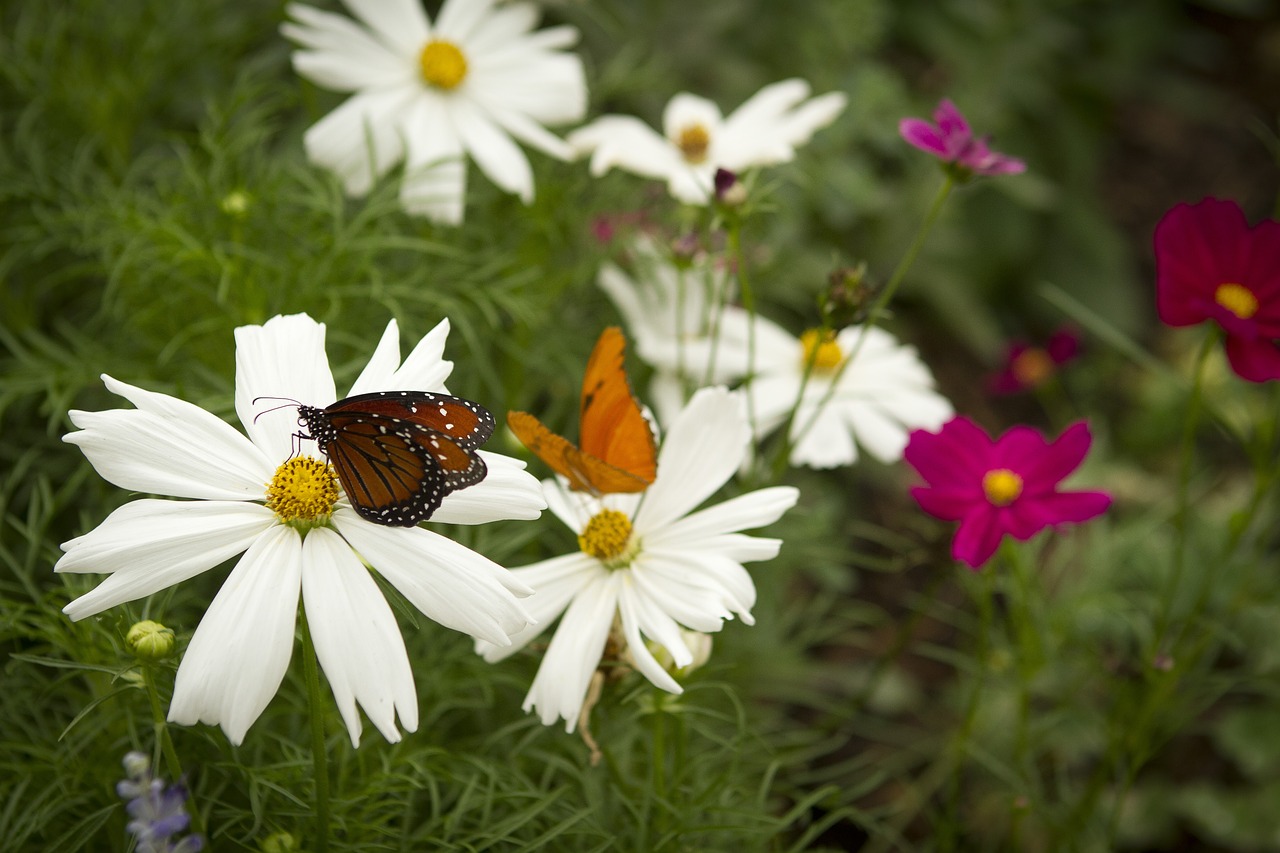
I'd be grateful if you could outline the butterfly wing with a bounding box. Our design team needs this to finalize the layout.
[577,327,657,488]
[320,411,487,526]
[326,391,495,450]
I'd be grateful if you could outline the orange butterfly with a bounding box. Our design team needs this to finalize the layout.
[508,327,657,494]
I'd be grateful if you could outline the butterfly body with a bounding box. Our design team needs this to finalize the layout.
[508,327,656,495]
[294,391,494,526]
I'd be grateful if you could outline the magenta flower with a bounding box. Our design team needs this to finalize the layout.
[1154,198,1280,382]
[899,99,1025,177]
[904,417,1111,569]
[988,326,1081,394]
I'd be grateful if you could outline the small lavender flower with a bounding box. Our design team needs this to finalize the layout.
[117,752,203,853]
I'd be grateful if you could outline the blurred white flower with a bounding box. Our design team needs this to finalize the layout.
[477,387,799,731]
[568,79,845,204]
[751,321,954,469]
[282,0,587,224]
[58,313,544,746]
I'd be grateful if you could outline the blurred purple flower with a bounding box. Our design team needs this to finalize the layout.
[988,327,1081,394]
[117,752,203,853]
[904,417,1110,568]
[899,99,1025,177]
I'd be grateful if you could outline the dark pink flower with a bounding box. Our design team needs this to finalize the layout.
[1154,198,1280,382]
[899,99,1025,177]
[988,327,1081,394]
[904,417,1111,569]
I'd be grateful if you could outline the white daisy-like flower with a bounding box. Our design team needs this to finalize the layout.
[282,0,587,224]
[750,320,954,469]
[57,313,545,746]
[568,79,846,204]
[598,236,743,417]
[476,386,799,731]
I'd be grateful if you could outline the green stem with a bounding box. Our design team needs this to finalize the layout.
[940,566,994,852]
[725,216,760,456]
[301,609,331,853]
[142,665,206,838]
[775,175,955,475]
[1151,328,1218,658]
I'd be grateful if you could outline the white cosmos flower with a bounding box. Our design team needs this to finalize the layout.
[568,79,846,204]
[282,0,587,224]
[750,320,954,469]
[57,313,545,746]
[476,386,799,731]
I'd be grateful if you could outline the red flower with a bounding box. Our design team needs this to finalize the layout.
[904,417,1111,569]
[988,326,1080,394]
[898,99,1025,178]
[1154,198,1280,382]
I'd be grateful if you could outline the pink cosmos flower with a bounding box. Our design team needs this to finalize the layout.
[988,326,1081,394]
[899,99,1025,177]
[1154,198,1280,382]
[904,417,1111,569]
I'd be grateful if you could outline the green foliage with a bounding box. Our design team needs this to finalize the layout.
[3,0,1279,851]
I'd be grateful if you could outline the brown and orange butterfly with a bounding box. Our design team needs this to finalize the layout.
[508,327,657,495]
[275,391,494,527]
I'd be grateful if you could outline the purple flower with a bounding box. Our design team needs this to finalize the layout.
[988,326,1081,394]
[899,99,1026,177]
[117,752,203,853]
[904,417,1111,568]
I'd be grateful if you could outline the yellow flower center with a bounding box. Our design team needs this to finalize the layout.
[266,456,339,526]
[676,123,711,164]
[799,328,844,372]
[1011,347,1054,387]
[419,39,468,90]
[1214,282,1258,320]
[578,509,638,568]
[982,468,1024,506]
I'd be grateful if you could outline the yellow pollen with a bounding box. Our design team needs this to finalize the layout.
[799,328,844,372]
[419,39,467,90]
[266,456,339,524]
[982,468,1024,507]
[578,509,636,567]
[1011,347,1054,387]
[676,124,711,164]
[1214,282,1258,320]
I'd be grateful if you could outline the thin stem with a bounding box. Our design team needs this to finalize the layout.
[301,608,331,853]
[777,175,955,472]
[725,216,760,455]
[1151,328,1218,658]
[142,665,206,838]
[939,566,993,852]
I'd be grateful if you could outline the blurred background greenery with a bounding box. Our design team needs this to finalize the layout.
[3,0,1280,850]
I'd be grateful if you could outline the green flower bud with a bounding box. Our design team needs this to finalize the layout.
[126,620,175,661]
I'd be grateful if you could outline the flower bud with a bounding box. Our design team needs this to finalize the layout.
[261,831,302,853]
[126,620,175,661]
[714,168,747,207]
[821,263,876,328]
[219,189,252,218]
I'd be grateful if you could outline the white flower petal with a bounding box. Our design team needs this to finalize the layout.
[435,0,496,43]
[235,313,338,462]
[634,387,749,532]
[58,500,276,620]
[451,98,534,202]
[283,4,414,91]
[431,451,546,524]
[790,401,858,468]
[652,486,798,543]
[630,557,734,632]
[301,528,417,746]
[464,2,539,55]
[523,572,620,731]
[663,93,724,142]
[617,584,682,694]
[567,116,683,181]
[168,525,302,745]
[476,552,601,661]
[300,85,417,197]
[341,0,428,58]
[67,376,273,501]
[335,510,532,645]
[401,95,468,224]
[640,546,758,623]
[622,574,694,668]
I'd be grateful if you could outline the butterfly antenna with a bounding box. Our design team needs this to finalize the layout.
[251,396,303,424]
